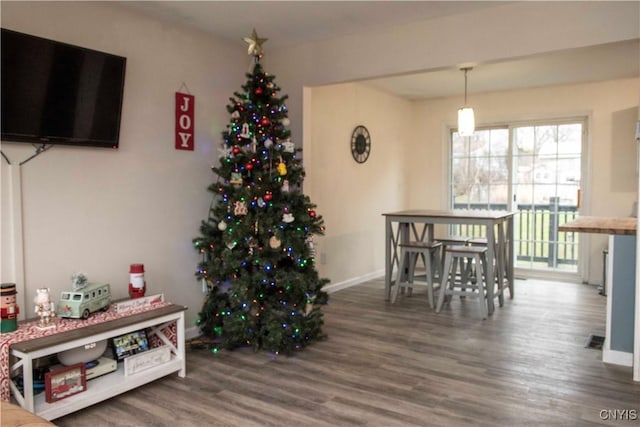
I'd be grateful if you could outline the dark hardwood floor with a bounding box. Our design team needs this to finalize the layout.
[54,278,640,426]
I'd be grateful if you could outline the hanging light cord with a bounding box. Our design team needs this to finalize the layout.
[461,67,472,106]
[464,68,468,105]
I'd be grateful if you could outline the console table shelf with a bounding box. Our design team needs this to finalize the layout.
[6,303,187,421]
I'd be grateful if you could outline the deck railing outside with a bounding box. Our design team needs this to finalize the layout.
[452,198,579,268]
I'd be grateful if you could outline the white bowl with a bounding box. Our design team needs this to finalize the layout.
[57,340,108,366]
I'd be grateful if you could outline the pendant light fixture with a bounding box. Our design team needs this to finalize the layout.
[458,67,475,136]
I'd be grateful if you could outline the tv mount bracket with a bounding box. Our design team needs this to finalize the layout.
[1,143,52,166]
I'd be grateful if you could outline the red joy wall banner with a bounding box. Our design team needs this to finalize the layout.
[175,92,194,151]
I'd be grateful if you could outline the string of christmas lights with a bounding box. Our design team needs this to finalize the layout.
[193,29,329,355]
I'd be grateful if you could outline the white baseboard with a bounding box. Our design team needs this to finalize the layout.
[322,269,384,294]
[603,347,633,367]
[185,326,201,341]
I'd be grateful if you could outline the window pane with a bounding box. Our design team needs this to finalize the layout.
[489,129,509,156]
[489,156,509,184]
[452,133,469,157]
[454,120,582,275]
[557,156,581,184]
[489,184,509,206]
[514,127,534,154]
[558,124,582,154]
[534,125,557,153]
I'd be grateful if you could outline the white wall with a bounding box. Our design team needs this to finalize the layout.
[1,1,246,329]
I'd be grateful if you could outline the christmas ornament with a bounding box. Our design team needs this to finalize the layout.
[243,28,268,56]
[231,111,240,119]
[246,162,254,170]
[281,117,290,127]
[264,191,273,201]
[282,213,294,223]
[226,241,237,250]
[218,221,227,231]
[282,180,290,193]
[306,235,316,256]
[251,137,258,153]
[264,138,273,149]
[218,146,232,158]
[232,146,241,155]
[282,139,295,153]
[257,197,266,208]
[261,117,270,126]
[308,210,317,218]
[234,201,248,216]
[248,238,258,255]
[269,235,282,249]
[277,159,287,176]
[230,172,243,186]
[255,87,263,95]
[240,123,250,138]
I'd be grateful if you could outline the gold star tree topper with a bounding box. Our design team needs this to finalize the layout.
[243,28,268,56]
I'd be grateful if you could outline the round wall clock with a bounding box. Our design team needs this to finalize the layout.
[351,125,371,163]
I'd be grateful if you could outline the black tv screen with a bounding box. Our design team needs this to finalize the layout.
[1,28,126,149]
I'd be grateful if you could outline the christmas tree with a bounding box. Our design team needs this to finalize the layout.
[193,29,329,355]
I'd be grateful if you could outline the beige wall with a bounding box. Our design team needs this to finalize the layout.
[309,77,639,285]
[1,1,246,329]
[305,84,413,285]
[417,78,639,284]
[271,1,639,160]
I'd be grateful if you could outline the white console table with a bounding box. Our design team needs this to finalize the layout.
[5,303,186,421]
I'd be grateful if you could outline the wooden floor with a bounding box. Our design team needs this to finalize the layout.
[54,278,640,427]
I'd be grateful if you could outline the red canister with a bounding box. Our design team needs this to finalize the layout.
[128,264,146,299]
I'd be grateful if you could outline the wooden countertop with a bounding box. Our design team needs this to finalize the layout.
[558,216,637,235]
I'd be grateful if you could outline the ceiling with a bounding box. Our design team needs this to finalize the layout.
[122,1,639,100]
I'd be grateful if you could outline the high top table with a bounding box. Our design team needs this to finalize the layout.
[382,209,517,314]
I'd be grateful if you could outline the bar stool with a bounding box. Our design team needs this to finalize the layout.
[436,245,488,319]
[392,241,442,308]
[434,236,469,281]
[467,237,488,246]
[435,235,469,250]
[468,237,509,307]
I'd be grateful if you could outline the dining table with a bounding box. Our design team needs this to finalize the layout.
[382,209,517,314]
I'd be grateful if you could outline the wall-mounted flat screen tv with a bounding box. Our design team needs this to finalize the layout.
[1,28,127,149]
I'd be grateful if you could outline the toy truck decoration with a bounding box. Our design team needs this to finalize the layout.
[58,282,111,319]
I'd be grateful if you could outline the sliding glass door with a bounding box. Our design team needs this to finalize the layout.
[450,119,585,276]
[512,122,583,273]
